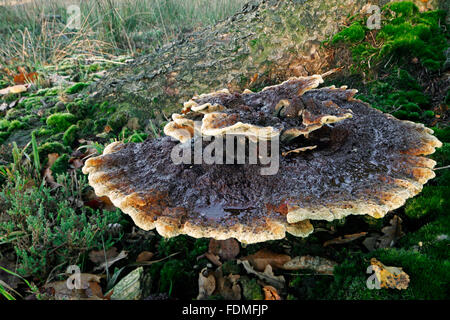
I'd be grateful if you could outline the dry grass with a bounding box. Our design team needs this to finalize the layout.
[0,0,247,67]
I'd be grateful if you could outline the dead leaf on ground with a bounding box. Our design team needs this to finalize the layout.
[95,250,127,271]
[43,167,62,188]
[214,269,241,300]
[263,285,281,300]
[282,255,337,275]
[197,252,222,266]
[0,84,29,95]
[45,273,104,300]
[89,247,119,264]
[136,251,154,262]
[370,258,410,290]
[238,259,285,291]
[14,71,38,84]
[323,232,368,247]
[363,215,404,251]
[241,249,291,271]
[208,238,240,261]
[197,268,216,300]
[127,117,140,130]
[103,125,112,133]
[69,157,84,169]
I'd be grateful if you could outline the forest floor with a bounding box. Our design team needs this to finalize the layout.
[0,1,449,300]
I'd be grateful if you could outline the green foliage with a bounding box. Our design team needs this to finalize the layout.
[46,113,77,132]
[240,277,263,300]
[404,186,448,219]
[7,120,26,132]
[37,141,67,159]
[331,22,366,44]
[62,124,79,146]
[0,174,123,280]
[330,2,448,73]
[50,154,70,176]
[107,110,129,132]
[65,82,89,94]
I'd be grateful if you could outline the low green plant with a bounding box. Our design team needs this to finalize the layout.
[0,173,123,280]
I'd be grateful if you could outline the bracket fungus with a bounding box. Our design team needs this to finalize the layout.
[82,73,442,244]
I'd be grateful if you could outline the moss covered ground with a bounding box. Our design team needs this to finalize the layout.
[0,1,448,300]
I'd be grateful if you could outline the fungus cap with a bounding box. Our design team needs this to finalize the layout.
[83,74,441,244]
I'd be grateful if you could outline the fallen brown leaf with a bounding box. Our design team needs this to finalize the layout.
[238,259,285,291]
[370,258,410,290]
[263,285,281,300]
[323,232,368,247]
[0,84,28,95]
[208,238,240,261]
[89,247,119,264]
[241,249,291,271]
[197,268,216,300]
[14,71,38,84]
[136,251,154,262]
[363,215,404,251]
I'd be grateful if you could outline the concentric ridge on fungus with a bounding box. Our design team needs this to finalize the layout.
[82,73,442,244]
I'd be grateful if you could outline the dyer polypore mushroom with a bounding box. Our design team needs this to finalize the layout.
[82,73,442,244]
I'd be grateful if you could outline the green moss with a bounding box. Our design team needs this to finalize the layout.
[158,259,194,297]
[432,126,450,143]
[7,119,26,132]
[331,22,366,44]
[240,277,263,300]
[37,142,67,159]
[0,119,10,131]
[221,260,241,275]
[65,82,89,94]
[404,186,448,219]
[20,97,42,110]
[107,110,129,132]
[36,127,54,137]
[50,154,70,176]
[5,108,22,120]
[330,3,448,73]
[46,113,77,132]
[0,131,10,144]
[76,119,95,136]
[62,124,79,146]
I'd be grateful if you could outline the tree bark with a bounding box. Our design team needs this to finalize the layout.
[89,0,442,125]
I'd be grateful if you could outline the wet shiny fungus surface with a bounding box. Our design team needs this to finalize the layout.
[83,74,441,243]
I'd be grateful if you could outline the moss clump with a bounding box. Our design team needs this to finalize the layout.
[46,113,77,132]
[107,110,129,132]
[0,119,10,131]
[330,2,448,73]
[404,186,448,219]
[77,119,95,136]
[221,260,241,275]
[50,154,70,176]
[331,22,366,44]
[36,127,54,137]
[5,108,22,120]
[37,142,67,159]
[0,131,11,144]
[240,277,263,300]
[62,124,79,146]
[65,82,89,94]
[159,259,193,297]
[7,119,26,132]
